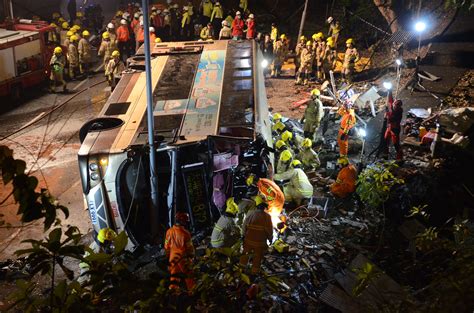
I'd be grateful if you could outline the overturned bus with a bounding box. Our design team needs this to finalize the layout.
[78,40,273,249]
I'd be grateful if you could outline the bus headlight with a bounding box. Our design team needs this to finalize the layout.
[91,172,100,180]
[261,59,269,68]
[89,163,99,171]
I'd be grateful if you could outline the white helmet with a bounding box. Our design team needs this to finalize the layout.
[327,16,334,24]
[249,14,254,19]
[157,9,162,14]
[120,19,127,25]
[107,22,115,29]
[221,20,227,26]
[163,9,169,13]
[134,2,140,7]
[149,27,155,33]
[183,6,188,11]
[215,2,220,5]
[134,12,139,18]
[123,12,130,19]
[236,11,241,16]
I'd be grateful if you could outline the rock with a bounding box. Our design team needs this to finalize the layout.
[438,107,474,134]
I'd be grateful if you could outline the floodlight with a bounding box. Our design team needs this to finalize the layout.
[415,21,426,33]
[383,82,393,90]
[395,59,402,66]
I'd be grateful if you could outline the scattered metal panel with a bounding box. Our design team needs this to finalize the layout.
[104,102,131,116]
[319,284,362,313]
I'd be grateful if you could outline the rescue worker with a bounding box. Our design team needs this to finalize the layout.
[105,50,125,91]
[219,20,232,40]
[63,30,73,51]
[187,2,194,17]
[296,40,313,85]
[295,35,306,74]
[181,6,192,40]
[231,11,244,40]
[327,17,341,48]
[211,198,240,248]
[131,12,141,35]
[210,2,224,38]
[271,34,288,78]
[201,0,214,26]
[274,159,313,206]
[59,21,70,45]
[270,23,278,43]
[330,157,357,198]
[272,113,286,134]
[106,22,117,47]
[337,102,356,158]
[276,149,293,174]
[342,38,359,83]
[163,9,171,41]
[314,32,326,81]
[78,227,117,284]
[298,138,321,171]
[136,22,145,50]
[48,23,60,44]
[68,35,80,80]
[98,32,114,69]
[323,37,337,76]
[149,27,157,44]
[246,14,256,40]
[239,0,248,13]
[384,98,404,161]
[73,11,83,28]
[49,47,67,93]
[164,212,195,291]
[240,200,273,275]
[78,30,92,75]
[116,19,131,61]
[302,89,325,141]
[200,23,213,40]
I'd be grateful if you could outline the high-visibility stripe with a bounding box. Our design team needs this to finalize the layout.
[247,225,265,231]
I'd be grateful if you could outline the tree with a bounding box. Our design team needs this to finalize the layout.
[373,0,401,33]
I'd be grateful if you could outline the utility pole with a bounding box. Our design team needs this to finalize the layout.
[141,0,159,235]
[3,0,14,20]
[297,0,309,40]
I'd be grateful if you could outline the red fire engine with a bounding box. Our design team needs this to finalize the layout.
[0,19,58,100]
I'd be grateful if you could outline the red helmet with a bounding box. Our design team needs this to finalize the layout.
[175,212,190,225]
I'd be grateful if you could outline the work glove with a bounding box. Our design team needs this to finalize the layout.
[340,133,348,141]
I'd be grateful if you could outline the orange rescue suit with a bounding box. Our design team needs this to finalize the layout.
[164,225,195,291]
[331,164,357,198]
[337,107,356,157]
[116,25,130,42]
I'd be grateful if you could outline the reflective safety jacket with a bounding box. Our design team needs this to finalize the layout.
[338,107,356,135]
[164,225,194,262]
[274,168,313,198]
[242,209,273,248]
[116,25,130,42]
[211,214,240,248]
[298,147,321,169]
[239,0,248,12]
[210,6,223,21]
[219,25,232,39]
[270,26,278,42]
[202,1,214,18]
[78,38,92,63]
[181,12,191,28]
[231,17,244,38]
[343,47,359,69]
[200,26,212,40]
[331,164,357,198]
[67,43,79,67]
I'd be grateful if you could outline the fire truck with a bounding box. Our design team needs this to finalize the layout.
[0,20,58,100]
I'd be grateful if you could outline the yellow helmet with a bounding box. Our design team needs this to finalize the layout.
[97,228,117,244]
[311,88,320,97]
[281,130,293,142]
[155,37,162,43]
[246,174,256,186]
[58,17,66,23]
[306,40,312,46]
[337,156,349,166]
[225,197,239,215]
[275,140,286,150]
[346,38,354,45]
[66,31,73,37]
[50,22,57,28]
[62,21,69,29]
[70,28,77,34]
[54,46,62,54]
[316,32,324,39]
[299,35,306,41]
[312,33,317,40]
[326,38,335,48]
[302,138,312,148]
[70,35,78,42]
[82,30,90,37]
[273,122,286,132]
[52,12,60,19]
[102,31,110,39]
[273,112,282,121]
[112,50,120,57]
[73,25,81,31]
[291,159,302,168]
[116,10,123,17]
[280,150,293,162]
[280,34,287,40]
[77,11,83,17]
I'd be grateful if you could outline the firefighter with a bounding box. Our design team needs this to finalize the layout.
[272,113,286,134]
[210,2,223,38]
[136,22,145,51]
[324,37,337,76]
[219,20,232,40]
[74,11,84,27]
[274,159,313,206]
[275,140,287,159]
[240,200,273,275]
[231,11,244,40]
[298,138,321,171]
[327,17,341,48]
[201,0,214,26]
[181,6,192,40]
[270,23,278,43]
[59,21,69,45]
[48,23,60,44]
[165,212,195,291]
[106,22,117,48]
[98,32,114,69]
[271,34,288,77]
[49,47,67,93]
[246,14,256,40]
[277,149,293,174]
[302,89,325,141]
[211,197,240,248]
[296,40,313,85]
[63,30,73,51]
[200,23,213,40]
[131,12,141,35]
[384,99,404,161]
[105,50,125,91]
[342,38,359,82]
[295,35,306,74]
[330,156,357,198]
[337,102,356,158]
[68,35,79,80]
[163,9,171,41]
[78,30,92,75]
[116,19,131,61]
[239,0,248,13]
[313,32,326,81]
[149,27,157,44]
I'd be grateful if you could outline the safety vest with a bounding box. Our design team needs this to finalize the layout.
[339,108,356,134]
[202,1,213,17]
[116,25,130,42]
[242,210,273,248]
[210,6,223,21]
[210,215,239,248]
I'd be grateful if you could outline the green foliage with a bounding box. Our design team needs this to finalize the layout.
[352,262,381,297]
[406,204,430,220]
[415,227,439,251]
[445,0,474,10]
[356,161,404,209]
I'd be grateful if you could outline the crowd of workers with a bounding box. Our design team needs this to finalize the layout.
[67,0,405,294]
